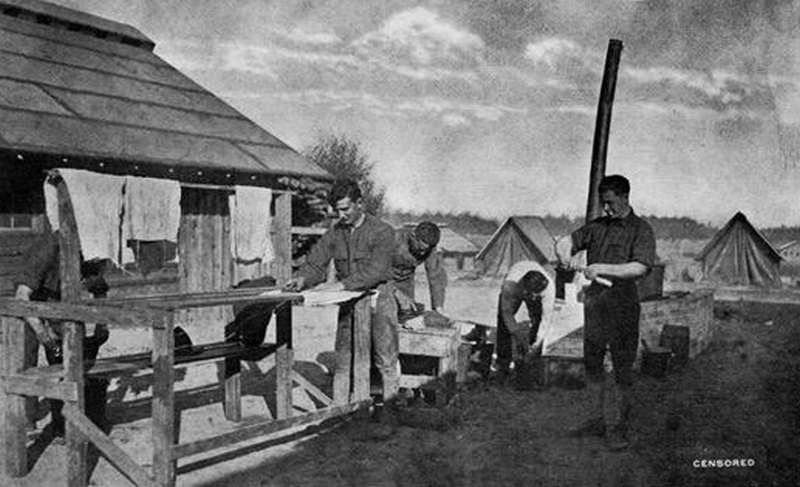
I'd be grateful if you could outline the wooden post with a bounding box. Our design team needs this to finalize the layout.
[586,39,623,223]
[223,359,242,422]
[274,302,293,419]
[152,313,176,486]
[351,296,371,402]
[56,177,88,487]
[270,192,292,285]
[332,305,353,406]
[1,316,30,477]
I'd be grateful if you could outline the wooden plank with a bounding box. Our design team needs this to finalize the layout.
[398,328,461,357]
[332,307,352,406]
[0,298,166,327]
[275,347,293,420]
[3,374,79,402]
[291,226,327,236]
[152,313,176,486]
[351,296,371,402]
[456,343,471,384]
[1,316,30,477]
[399,375,439,389]
[172,400,371,459]
[21,342,280,379]
[101,286,287,303]
[57,177,88,487]
[223,372,242,422]
[291,371,333,407]
[62,405,158,487]
[270,192,292,285]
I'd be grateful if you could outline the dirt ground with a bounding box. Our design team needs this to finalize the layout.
[2,278,799,487]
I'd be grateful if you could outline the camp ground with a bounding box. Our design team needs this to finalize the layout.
[1,2,799,487]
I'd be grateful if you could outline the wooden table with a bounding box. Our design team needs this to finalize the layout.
[0,288,373,487]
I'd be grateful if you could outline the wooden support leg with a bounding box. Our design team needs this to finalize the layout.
[352,296,371,402]
[333,306,353,406]
[275,303,293,419]
[275,346,293,419]
[64,321,87,487]
[152,314,176,487]
[223,358,242,422]
[2,317,30,477]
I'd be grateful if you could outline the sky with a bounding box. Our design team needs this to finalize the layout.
[54,0,800,226]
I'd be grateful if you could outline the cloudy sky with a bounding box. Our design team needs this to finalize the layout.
[55,0,800,226]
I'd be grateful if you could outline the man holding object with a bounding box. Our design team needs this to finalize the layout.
[555,174,655,450]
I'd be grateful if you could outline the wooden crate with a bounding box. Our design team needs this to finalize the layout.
[398,326,469,392]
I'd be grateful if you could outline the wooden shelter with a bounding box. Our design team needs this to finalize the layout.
[0,0,329,298]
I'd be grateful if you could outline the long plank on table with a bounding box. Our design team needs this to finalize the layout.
[0,298,166,327]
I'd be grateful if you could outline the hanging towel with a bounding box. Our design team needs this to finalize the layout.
[229,185,274,263]
[123,176,181,242]
[44,179,59,231]
[44,168,125,263]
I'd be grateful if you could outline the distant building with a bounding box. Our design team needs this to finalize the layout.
[778,240,800,264]
[400,223,479,271]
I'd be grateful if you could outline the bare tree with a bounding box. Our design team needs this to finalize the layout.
[305,134,386,215]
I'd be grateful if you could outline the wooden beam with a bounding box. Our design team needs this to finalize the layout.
[1,316,30,477]
[291,371,333,407]
[62,405,158,487]
[57,176,88,487]
[152,313,176,486]
[351,296,371,401]
[21,342,281,380]
[172,400,371,459]
[102,293,302,311]
[332,307,352,406]
[274,347,293,420]
[271,192,292,285]
[3,374,79,402]
[0,298,166,328]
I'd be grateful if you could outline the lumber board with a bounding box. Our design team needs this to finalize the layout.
[62,405,157,487]
[172,400,371,459]
[20,342,280,379]
[1,316,30,477]
[0,298,166,327]
[291,371,333,407]
[57,177,88,487]
[2,373,79,402]
[352,296,371,401]
[152,313,176,486]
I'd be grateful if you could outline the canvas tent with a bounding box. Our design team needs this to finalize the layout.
[696,212,782,288]
[475,216,556,276]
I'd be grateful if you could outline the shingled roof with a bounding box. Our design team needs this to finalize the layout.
[0,0,329,184]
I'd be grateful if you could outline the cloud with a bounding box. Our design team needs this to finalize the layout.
[442,113,470,126]
[353,7,485,65]
[285,26,342,45]
[524,37,593,71]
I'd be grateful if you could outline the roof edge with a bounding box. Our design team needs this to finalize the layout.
[0,0,154,50]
